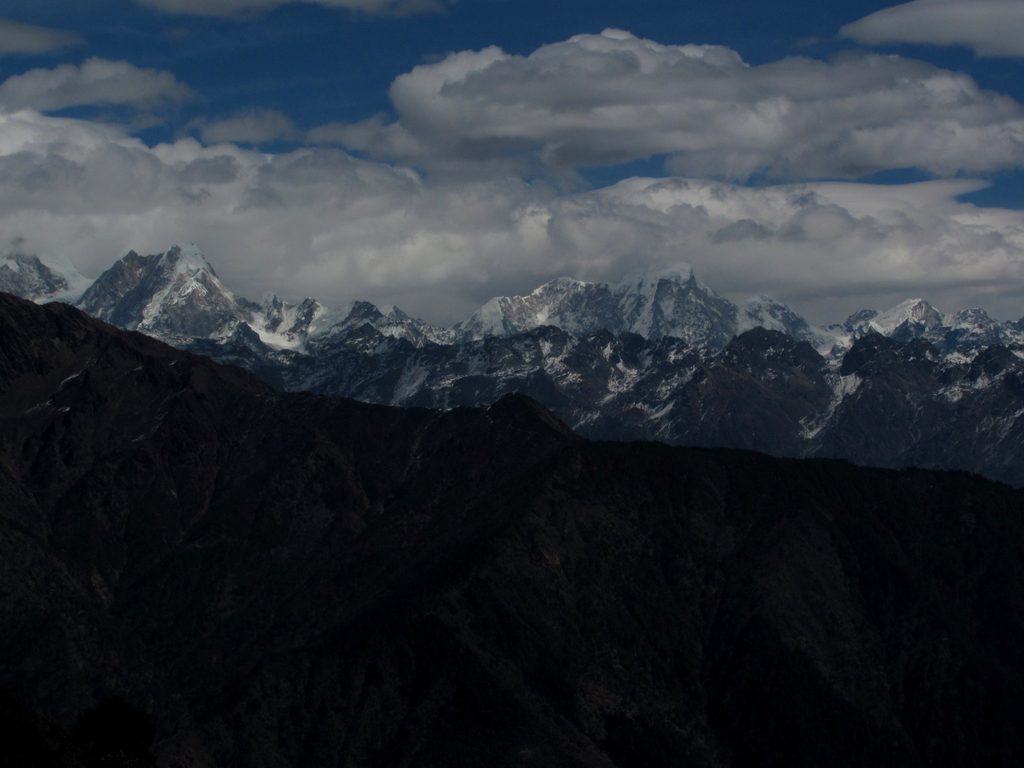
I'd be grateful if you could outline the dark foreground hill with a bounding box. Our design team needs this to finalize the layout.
[2,292,1024,768]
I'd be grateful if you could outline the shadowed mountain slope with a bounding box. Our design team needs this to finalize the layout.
[2,293,1024,767]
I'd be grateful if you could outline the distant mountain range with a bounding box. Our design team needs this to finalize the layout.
[5,242,1024,484]
[3,291,1024,767]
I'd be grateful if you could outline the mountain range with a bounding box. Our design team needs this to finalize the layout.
[6,242,1024,485]
[3,291,1024,767]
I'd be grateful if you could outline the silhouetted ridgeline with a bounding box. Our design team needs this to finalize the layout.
[2,292,1023,767]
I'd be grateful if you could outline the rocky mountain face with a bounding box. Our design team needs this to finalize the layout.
[77,244,249,339]
[195,320,1024,485]
[0,248,86,303]
[3,292,1024,767]
[7,242,1024,484]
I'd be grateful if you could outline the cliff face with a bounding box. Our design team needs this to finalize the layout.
[2,292,1024,767]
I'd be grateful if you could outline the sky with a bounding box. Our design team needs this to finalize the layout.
[2,0,1024,324]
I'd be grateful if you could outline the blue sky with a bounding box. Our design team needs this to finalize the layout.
[2,0,1024,322]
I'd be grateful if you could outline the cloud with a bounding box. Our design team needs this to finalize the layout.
[0,58,192,113]
[3,109,1024,325]
[842,0,1024,58]
[194,108,298,145]
[135,0,447,18]
[327,28,1024,180]
[0,17,83,54]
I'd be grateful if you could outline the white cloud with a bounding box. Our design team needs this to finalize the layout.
[3,109,1024,325]
[195,108,298,145]
[327,28,1024,180]
[842,0,1024,58]
[135,0,446,17]
[0,17,83,54]
[0,58,192,113]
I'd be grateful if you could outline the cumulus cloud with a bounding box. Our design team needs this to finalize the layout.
[325,28,1024,180]
[194,108,298,145]
[0,58,192,113]
[0,17,83,54]
[843,0,1024,58]
[135,0,447,17]
[3,108,1024,324]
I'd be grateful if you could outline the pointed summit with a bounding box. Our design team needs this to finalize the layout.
[162,242,218,276]
[613,266,737,345]
[77,244,246,339]
[873,298,944,336]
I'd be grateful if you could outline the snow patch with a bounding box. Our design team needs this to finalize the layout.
[801,374,861,439]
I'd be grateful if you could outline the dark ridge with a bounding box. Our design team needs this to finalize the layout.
[1,292,1024,767]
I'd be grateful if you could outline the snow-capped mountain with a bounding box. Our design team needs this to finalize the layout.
[456,268,740,348]
[457,269,836,353]
[305,301,455,350]
[0,248,88,303]
[249,294,326,349]
[838,298,1024,352]
[74,243,449,349]
[738,295,838,353]
[77,243,248,339]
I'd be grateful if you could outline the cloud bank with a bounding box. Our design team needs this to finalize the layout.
[2,109,1024,324]
[843,0,1024,58]
[325,29,1024,180]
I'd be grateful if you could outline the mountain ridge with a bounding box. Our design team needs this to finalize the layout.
[18,241,1024,356]
[8,243,1024,485]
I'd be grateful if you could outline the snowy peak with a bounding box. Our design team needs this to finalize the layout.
[951,307,997,330]
[458,266,742,349]
[947,307,1020,349]
[740,295,810,336]
[844,298,944,337]
[0,248,88,303]
[306,300,453,349]
[78,244,246,339]
[738,295,839,353]
[614,268,737,347]
[163,241,215,272]
[251,294,324,349]
[456,277,601,341]
[871,298,944,337]
[840,299,1022,352]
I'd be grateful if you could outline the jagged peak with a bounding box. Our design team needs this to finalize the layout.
[951,306,997,327]
[871,298,943,332]
[844,298,944,336]
[161,242,218,278]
